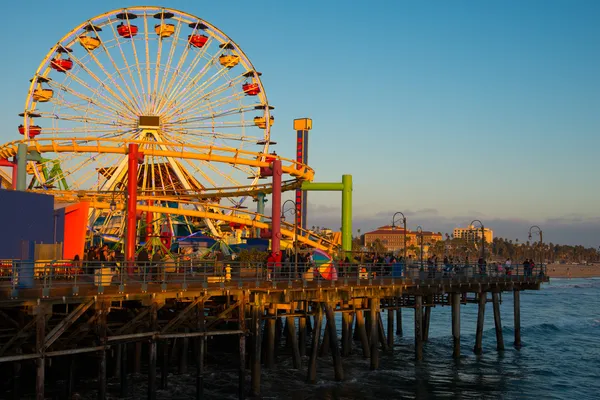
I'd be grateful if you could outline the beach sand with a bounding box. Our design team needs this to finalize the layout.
[546,263,600,278]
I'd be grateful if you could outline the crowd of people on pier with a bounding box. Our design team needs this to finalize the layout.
[67,242,545,283]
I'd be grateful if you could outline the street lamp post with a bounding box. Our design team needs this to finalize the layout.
[470,219,485,260]
[281,200,299,278]
[416,226,423,270]
[391,212,407,264]
[528,225,543,264]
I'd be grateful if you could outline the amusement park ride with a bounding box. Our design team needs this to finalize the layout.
[0,6,350,263]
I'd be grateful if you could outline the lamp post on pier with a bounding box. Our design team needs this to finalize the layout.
[416,226,424,270]
[470,219,485,260]
[528,225,543,264]
[391,212,407,264]
[281,200,299,278]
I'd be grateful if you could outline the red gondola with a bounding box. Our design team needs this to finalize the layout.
[117,23,138,38]
[188,34,208,48]
[18,125,42,138]
[242,82,260,96]
[50,58,73,72]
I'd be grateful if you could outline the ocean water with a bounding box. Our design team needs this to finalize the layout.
[87,278,600,399]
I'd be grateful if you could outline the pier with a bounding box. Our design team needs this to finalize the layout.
[0,262,547,399]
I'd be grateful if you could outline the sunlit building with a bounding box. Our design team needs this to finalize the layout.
[363,225,443,253]
[453,225,493,243]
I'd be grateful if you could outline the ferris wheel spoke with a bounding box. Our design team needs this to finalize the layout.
[162,66,235,120]
[142,12,152,110]
[83,26,145,114]
[41,112,134,128]
[152,18,186,113]
[153,24,206,113]
[65,50,138,116]
[169,90,247,124]
[156,42,226,116]
[106,18,149,113]
[47,80,130,120]
[122,16,150,114]
[38,99,123,125]
[55,71,134,119]
[164,74,245,123]
[170,103,259,124]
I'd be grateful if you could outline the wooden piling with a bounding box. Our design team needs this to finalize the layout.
[265,307,276,368]
[387,307,394,349]
[513,290,521,348]
[120,343,128,397]
[13,349,21,400]
[148,303,158,400]
[97,302,108,400]
[369,299,379,370]
[160,341,169,389]
[414,295,423,361]
[307,303,323,383]
[35,308,45,400]
[341,308,351,356]
[325,303,344,381]
[319,319,330,357]
[356,309,370,358]
[286,316,301,369]
[250,303,262,396]
[179,328,189,374]
[197,299,205,399]
[66,355,75,399]
[452,293,461,359]
[474,292,486,355]
[423,299,431,342]
[377,311,389,351]
[239,293,246,400]
[134,341,142,374]
[299,307,307,357]
[492,292,505,351]
[396,306,403,336]
[114,344,121,379]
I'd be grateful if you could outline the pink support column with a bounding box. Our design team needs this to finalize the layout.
[270,159,282,263]
[126,144,139,271]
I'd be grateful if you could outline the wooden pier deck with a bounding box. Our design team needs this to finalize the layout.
[0,263,548,399]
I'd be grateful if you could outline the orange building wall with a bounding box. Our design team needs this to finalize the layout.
[63,202,89,260]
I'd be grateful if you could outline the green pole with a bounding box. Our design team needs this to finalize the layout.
[300,177,353,254]
[255,192,266,237]
[16,143,28,191]
[342,175,352,254]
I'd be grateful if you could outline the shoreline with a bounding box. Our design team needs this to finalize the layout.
[545,263,600,279]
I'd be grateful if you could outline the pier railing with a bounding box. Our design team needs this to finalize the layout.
[0,259,547,299]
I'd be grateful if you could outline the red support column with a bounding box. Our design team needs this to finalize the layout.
[270,159,282,263]
[126,143,139,270]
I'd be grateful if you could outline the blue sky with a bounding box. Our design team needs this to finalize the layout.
[1,1,599,246]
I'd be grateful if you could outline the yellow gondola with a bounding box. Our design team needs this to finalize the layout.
[253,116,274,129]
[78,35,101,51]
[33,88,54,102]
[155,23,175,38]
[219,54,240,68]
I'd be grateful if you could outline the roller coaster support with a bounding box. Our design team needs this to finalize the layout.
[300,175,353,254]
[15,143,41,191]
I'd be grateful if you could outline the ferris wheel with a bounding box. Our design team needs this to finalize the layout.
[20,6,273,197]
[18,6,277,239]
